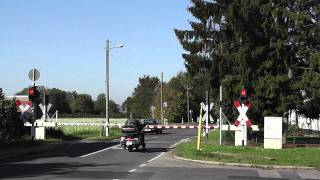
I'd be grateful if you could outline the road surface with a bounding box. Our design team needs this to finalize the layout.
[0,129,319,180]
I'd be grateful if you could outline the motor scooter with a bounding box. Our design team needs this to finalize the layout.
[120,127,145,152]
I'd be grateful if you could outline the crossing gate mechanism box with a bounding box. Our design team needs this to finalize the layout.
[264,117,282,149]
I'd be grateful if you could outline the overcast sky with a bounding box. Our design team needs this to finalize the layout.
[0,0,193,104]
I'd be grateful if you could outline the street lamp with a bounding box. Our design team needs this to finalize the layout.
[105,39,124,137]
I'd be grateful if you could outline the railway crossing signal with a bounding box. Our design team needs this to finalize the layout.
[16,100,32,123]
[234,100,252,127]
[201,102,214,123]
[28,86,40,102]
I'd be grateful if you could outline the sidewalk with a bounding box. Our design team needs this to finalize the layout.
[0,141,74,161]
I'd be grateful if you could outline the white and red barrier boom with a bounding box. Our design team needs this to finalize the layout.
[145,125,219,129]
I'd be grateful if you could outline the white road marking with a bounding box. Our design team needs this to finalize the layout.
[139,163,146,167]
[111,146,123,150]
[80,144,120,158]
[147,152,165,162]
[129,169,136,172]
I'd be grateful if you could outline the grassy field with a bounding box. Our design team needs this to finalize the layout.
[45,126,122,141]
[174,131,320,168]
[58,118,127,124]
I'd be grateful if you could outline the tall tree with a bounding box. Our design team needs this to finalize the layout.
[175,0,320,125]
[124,76,159,119]
[94,93,120,116]
[70,94,94,114]
[46,88,71,114]
[152,72,198,123]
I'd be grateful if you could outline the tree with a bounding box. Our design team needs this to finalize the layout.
[46,88,71,114]
[152,72,197,123]
[175,0,320,126]
[124,76,159,119]
[94,93,120,116]
[0,88,22,142]
[70,94,94,114]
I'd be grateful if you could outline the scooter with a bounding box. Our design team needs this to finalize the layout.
[120,134,145,152]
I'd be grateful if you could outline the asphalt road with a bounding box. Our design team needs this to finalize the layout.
[0,129,319,180]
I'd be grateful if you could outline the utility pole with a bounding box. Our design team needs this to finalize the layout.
[103,40,124,137]
[105,39,110,137]
[160,72,163,125]
[205,91,209,140]
[219,85,222,145]
[187,86,190,123]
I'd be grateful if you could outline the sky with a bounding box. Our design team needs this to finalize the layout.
[0,0,193,105]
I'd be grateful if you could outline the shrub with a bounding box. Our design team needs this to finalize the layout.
[0,88,23,143]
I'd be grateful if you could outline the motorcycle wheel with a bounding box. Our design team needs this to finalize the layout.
[128,146,133,152]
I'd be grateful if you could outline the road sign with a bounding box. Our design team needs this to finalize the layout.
[234,100,252,127]
[16,100,32,123]
[16,100,32,113]
[28,68,40,81]
[39,103,52,120]
[201,102,214,122]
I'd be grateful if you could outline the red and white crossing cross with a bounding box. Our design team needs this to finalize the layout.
[234,100,252,127]
[16,100,32,113]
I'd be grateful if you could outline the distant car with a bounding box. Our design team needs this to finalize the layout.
[143,119,162,134]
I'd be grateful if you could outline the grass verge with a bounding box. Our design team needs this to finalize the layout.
[174,131,320,168]
[51,126,122,141]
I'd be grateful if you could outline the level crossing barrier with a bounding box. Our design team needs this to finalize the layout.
[145,125,219,129]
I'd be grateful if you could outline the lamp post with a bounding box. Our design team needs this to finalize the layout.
[105,39,124,137]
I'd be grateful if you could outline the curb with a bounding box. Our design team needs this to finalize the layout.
[171,154,315,170]
[170,141,316,170]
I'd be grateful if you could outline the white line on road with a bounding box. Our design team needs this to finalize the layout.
[147,152,165,163]
[129,169,136,172]
[80,144,120,158]
[139,163,146,167]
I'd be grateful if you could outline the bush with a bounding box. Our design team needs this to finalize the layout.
[0,88,23,143]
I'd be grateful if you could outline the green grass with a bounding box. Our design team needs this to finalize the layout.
[58,118,127,124]
[59,126,122,141]
[174,131,320,168]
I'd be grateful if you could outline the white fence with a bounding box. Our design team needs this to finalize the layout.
[289,111,320,132]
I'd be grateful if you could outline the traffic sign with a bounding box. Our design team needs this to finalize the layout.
[16,100,32,113]
[201,102,214,123]
[234,100,252,127]
[39,103,52,120]
[28,68,40,81]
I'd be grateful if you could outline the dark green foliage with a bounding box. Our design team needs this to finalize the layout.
[46,88,71,114]
[0,88,23,143]
[175,0,320,126]
[94,93,120,117]
[123,76,159,119]
[70,94,94,114]
[152,72,195,123]
[16,87,123,118]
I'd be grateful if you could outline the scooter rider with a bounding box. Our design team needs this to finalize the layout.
[125,114,145,146]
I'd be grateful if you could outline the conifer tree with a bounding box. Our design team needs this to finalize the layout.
[175,0,320,124]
